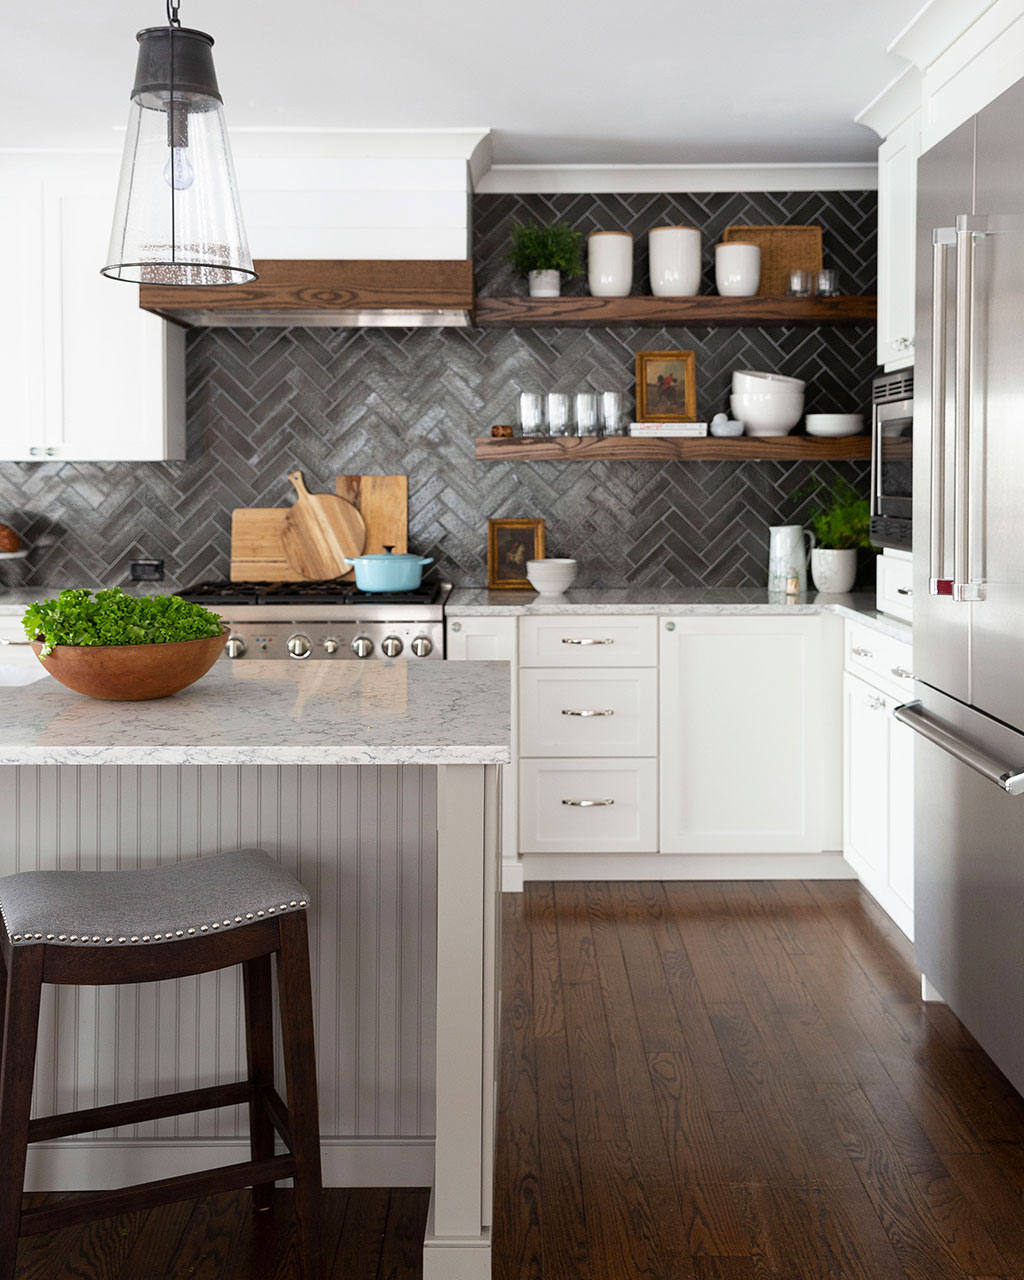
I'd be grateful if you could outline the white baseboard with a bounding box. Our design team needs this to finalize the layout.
[501,860,525,892]
[25,1136,435,1191]
[519,852,856,881]
[423,1194,492,1280]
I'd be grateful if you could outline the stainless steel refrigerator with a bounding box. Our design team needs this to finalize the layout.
[896,73,1024,1095]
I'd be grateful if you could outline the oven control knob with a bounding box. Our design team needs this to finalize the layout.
[323,638,339,654]
[381,635,404,658]
[410,635,433,658]
[225,636,247,660]
[351,635,374,659]
[287,634,311,659]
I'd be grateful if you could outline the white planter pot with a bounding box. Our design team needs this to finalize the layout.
[811,547,857,593]
[649,225,701,296]
[715,242,761,297]
[588,232,633,297]
[528,269,561,298]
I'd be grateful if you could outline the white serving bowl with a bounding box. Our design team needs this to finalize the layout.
[526,558,578,596]
[730,390,804,436]
[805,413,864,437]
[731,369,806,395]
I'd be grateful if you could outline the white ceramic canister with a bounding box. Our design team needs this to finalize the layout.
[648,225,701,296]
[715,242,761,297]
[588,231,633,297]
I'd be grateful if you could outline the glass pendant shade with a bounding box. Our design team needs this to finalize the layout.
[102,25,256,285]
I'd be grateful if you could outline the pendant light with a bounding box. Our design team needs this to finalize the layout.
[102,0,256,285]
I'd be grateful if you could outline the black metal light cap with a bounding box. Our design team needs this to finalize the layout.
[132,26,222,103]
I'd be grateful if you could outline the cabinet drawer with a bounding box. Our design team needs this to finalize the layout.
[876,552,914,622]
[519,758,658,853]
[520,668,657,757]
[844,621,914,699]
[519,615,657,668]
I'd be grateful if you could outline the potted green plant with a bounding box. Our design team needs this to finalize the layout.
[505,221,584,298]
[807,479,872,593]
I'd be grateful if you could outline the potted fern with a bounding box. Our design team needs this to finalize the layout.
[505,221,584,297]
[807,479,872,593]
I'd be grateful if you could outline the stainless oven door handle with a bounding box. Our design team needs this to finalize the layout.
[930,227,956,596]
[894,702,1024,796]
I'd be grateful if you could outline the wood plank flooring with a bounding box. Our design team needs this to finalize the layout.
[14,879,1024,1278]
[493,880,1024,1280]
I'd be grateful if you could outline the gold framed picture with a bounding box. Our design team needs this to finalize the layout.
[487,518,546,589]
[635,349,697,422]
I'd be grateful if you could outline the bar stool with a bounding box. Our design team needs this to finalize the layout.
[0,847,323,1280]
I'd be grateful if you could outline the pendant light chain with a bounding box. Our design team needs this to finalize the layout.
[166,0,181,26]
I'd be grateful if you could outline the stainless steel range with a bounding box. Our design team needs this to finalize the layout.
[178,580,450,661]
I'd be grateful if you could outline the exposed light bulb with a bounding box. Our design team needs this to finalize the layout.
[163,147,194,190]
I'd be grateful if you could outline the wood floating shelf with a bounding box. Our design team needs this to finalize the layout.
[475,435,872,462]
[474,295,876,328]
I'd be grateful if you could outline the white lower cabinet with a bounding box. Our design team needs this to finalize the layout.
[519,667,657,757]
[519,758,658,854]
[841,623,915,939]
[659,615,842,855]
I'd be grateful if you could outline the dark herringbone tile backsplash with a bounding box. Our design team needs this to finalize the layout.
[0,190,876,592]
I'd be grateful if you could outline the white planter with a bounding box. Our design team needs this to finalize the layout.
[528,269,561,297]
[649,225,701,296]
[588,232,633,297]
[715,243,761,297]
[811,547,857,593]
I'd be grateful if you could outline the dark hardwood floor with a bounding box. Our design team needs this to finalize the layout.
[14,879,1024,1278]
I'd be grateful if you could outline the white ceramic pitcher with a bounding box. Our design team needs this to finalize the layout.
[767,525,815,594]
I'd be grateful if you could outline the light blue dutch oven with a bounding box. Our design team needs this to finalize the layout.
[348,548,434,592]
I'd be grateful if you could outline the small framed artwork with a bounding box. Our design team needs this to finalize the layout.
[635,349,697,422]
[487,518,546,590]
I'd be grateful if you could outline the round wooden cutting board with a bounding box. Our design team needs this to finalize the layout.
[281,471,366,580]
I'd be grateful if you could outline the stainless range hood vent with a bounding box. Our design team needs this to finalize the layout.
[139,259,474,328]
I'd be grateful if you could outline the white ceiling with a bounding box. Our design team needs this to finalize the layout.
[5,0,923,164]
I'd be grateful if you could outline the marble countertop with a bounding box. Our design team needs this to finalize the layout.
[0,661,512,767]
[446,587,912,642]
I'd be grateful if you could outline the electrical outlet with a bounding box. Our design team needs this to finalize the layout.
[130,559,164,581]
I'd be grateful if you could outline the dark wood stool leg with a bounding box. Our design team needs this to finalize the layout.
[243,952,276,1212]
[0,945,45,1280]
[276,911,324,1280]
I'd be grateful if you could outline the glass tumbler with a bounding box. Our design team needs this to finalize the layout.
[599,391,623,435]
[546,392,571,437]
[575,391,599,436]
[518,390,546,436]
[814,269,841,297]
[786,268,813,297]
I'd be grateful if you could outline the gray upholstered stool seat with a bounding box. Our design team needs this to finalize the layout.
[0,847,324,1280]
[0,848,308,947]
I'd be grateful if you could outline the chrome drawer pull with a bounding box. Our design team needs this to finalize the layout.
[852,646,873,657]
[561,798,615,807]
[868,695,885,711]
[897,587,913,596]
[561,708,614,717]
[891,666,914,679]
[561,637,614,646]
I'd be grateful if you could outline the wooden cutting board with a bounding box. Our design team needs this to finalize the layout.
[281,471,366,579]
[230,475,408,581]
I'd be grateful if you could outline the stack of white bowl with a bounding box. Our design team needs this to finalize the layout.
[526,558,578,596]
[730,370,805,437]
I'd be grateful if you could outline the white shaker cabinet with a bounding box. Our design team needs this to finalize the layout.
[0,160,184,462]
[659,615,842,856]
[877,110,921,370]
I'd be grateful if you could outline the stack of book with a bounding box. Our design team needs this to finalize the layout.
[628,421,708,438]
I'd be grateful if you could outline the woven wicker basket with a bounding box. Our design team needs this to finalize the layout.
[722,225,823,297]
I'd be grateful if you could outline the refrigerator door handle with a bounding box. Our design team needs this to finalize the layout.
[952,214,987,603]
[894,701,1024,796]
[930,227,956,596]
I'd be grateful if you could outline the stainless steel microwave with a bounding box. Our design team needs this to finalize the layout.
[870,370,913,550]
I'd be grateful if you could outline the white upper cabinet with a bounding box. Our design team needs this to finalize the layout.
[877,111,921,370]
[0,158,185,463]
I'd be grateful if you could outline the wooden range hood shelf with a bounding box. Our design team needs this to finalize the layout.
[139,259,475,328]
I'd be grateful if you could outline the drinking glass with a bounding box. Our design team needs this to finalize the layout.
[786,268,813,297]
[814,269,841,297]
[599,391,623,435]
[574,391,599,436]
[546,392,571,436]
[518,390,546,436]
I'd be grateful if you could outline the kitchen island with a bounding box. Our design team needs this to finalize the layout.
[0,660,510,1280]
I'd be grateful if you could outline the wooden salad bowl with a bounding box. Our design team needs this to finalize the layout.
[31,630,229,701]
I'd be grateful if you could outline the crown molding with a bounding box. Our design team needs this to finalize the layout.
[855,65,924,137]
[474,163,877,194]
[888,0,1001,68]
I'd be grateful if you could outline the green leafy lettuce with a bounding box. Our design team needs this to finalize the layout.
[23,589,223,657]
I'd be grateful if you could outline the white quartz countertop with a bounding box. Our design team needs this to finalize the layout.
[446,587,912,642]
[0,660,512,767]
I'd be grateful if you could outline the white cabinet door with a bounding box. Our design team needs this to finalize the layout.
[888,711,915,929]
[877,111,921,369]
[843,671,891,883]
[519,615,658,668]
[519,668,657,758]
[519,758,658,854]
[659,616,841,855]
[446,616,518,871]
